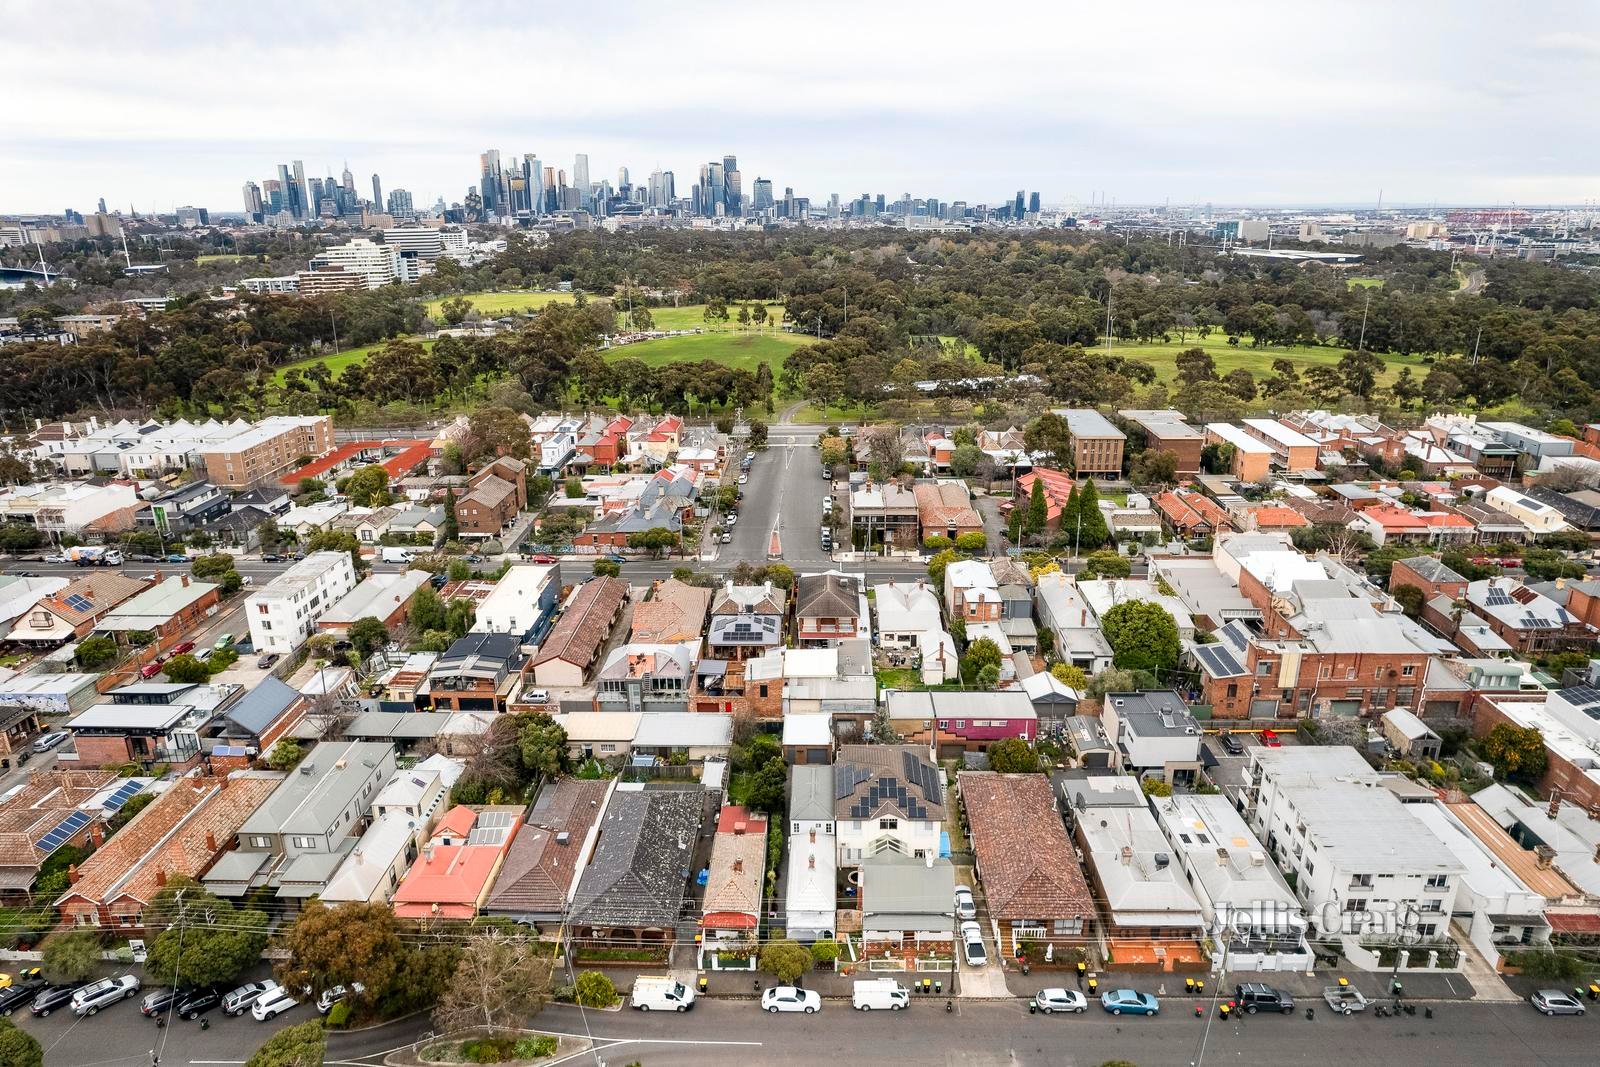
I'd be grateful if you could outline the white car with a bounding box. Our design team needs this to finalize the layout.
[761,986,821,1013]
[960,921,987,967]
[738,473,750,484]
[251,983,298,1021]
[1033,987,1089,1014]
[316,982,364,1014]
[954,884,977,921]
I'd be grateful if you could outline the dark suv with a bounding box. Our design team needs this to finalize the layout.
[174,986,223,1020]
[1217,731,1244,756]
[1234,982,1295,1015]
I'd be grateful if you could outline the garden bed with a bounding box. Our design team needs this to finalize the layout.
[414,1031,580,1065]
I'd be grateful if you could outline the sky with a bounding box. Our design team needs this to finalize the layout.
[5,0,1600,214]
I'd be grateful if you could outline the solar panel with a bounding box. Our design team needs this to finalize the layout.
[37,810,91,855]
[1195,644,1246,678]
[1485,589,1513,606]
[99,780,144,812]
[64,593,94,613]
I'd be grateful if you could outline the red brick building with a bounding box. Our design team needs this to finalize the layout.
[455,457,528,538]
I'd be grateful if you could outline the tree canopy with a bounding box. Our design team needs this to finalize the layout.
[1100,600,1182,676]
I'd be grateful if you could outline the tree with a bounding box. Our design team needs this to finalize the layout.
[0,1020,42,1067]
[278,902,408,1004]
[743,733,782,770]
[342,465,391,508]
[749,420,769,448]
[347,617,389,659]
[1129,449,1178,487]
[305,530,363,572]
[432,931,554,1035]
[1081,549,1131,579]
[592,558,621,578]
[1393,583,1425,618]
[962,637,1003,684]
[219,569,244,596]
[950,444,983,478]
[1174,346,1217,387]
[517,713,569,780]
[266,738,305,771]
[1024,412,1073,464]
[987,738,1042,773]
[191,552,237,579]
[1075,479,1109,550]
[244,1020,326,1067]
[163,653,210,684]
[1100,600,1181,676]
[745,758,788,813]
[1086,666,1137,700]
[626,526,679,559]
[108,791,154,832]
[1026,478,1049,542]
[439,295,473,325]
[144,877,271,987]
[74,635,118,670]
[409,587,447,633]
[464,407,533,463]
[574,971,618,1008]
[927,548,961,586]
[759,939,814,984]
[565,476,585,498]
[1050,662,1088,690]
[954,531,987,552]
[1480,722,1548,783]
[819,436,847,471]
[40,931,101,983]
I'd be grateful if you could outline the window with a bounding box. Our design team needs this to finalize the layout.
[1401,664,1416,677]
[879,818,898,830]
[1420,899,1443,913]
[1344,898,1368,913]
[1425,874,1448,890]
[1350,874,1374,888]
[251,836,270,848]
[1416,923,1438,937]
[1257,661,1274,676]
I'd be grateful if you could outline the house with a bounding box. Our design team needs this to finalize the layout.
[858,852,957,968]
[94,575,221,651]
[834,745,945,865]
[203,740,396,901]
[884,690,1037,757]
[1469,783,1600,899]
[207,675,307,753]
[1241,418,1319,472]
[1389,555,1469,607]
[1072,776,1209,964]
[707,581,786,660]
[959,772,1096,958]
[1100,691,1203,786]
[1205,423,1274,482]
[567,787,707,948]
[913,481,983,541]
[1020,672,1080,723]
[0,768,120,896]
[552,711,641,762]
[483,777,614,932]
[3,572,149,644]
[1060,716,1114,769]
[427,632,526,713]
[467,564,561,645]
[0,671,99,717]
[1015,468,1076,533]
[56,774,282,931]
[317,570,432,634]
[794,572,868,646]
[1474,691,1600,812]
[1483,485,1570,538]
[390,805,524,919]
[1119,409,1204,476]
[531,577,628,687]
[1245,747,1464,942]
[66,683,237,768]
[317,812,419,906]
[0,575,69,636]
[786,807,837,942]
[594,643,698,713]
[1459,577,1594,657]
[748,643,877,726]
[371,753,463,828]
[1382,708,1442,760]
[848,482,920,550]
[874,580,958,685]
[245,551,360,656]
[1354,505,1474,548]
[630,579,712,645]
[700,805,768,957]
[1076,578,1196,642]
[943,559,1000,625]
[1154,488,1232,537]
[781,712,834,766]
[456,457,528,537]
[1033,572,1114,673]
[1148,793,1312,972]
[1240,505,1311,535]
[631,713,733,764]
[1055,409,1126,479]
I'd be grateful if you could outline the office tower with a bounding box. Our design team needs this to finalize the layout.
[264,179,283,215]
[275,164,294,217]
[372,174,382,209]
[243,181,263,217]
[723,155,740,214]
[1028,191,1040,214]
[752,178,774,211]
[617,166,629,190]
[480,149,502,213]
[950,200,967,219]
[874,193,885,214]
[308,177,325,217]
[828,193,840,218]
[97,197,107,214]
[573,154,590,211]
[342,163,355,196]
[292,160,307,219]
[1013,190,1025,218]
[543,167,557,211]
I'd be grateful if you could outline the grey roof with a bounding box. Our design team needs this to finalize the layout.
[238,740,394,836]
[219,676,301,739]
[1398,555,1467,585]
[485,778,613,917]
[795,574,860,620]
[1106,691,1202,737]
[861,853,955,931]
[1053,770,1145,812]
[569,788,704,928]
[883,690,1036,720]
[345,711,450,740]
[788,764,835,823]
[1055,408,1125,440]
[433,632,522,682]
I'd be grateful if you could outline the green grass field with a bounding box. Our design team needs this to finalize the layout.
[196,253,245,264]
[424,291,575,318]
[1347,277,1385,289]
[1102,336,1425,385]
[606,331,808,376]
[272,339,438,385]
[642,302,786,331]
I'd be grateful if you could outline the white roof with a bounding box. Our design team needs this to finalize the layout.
[321,570,432,626]
[1205,422,1274,454]
[1150,794,1302,930]
[632,712,732,748]
[872,582,942,635]
[469,565,558,635]
[1382,707,1435,742]
[782,712,834,747]
[319,812,417,903]
[1410,803,1544,906]
[554,711,642,743]
[1242,418,1317,449]
[1076,579,1195,632]
[1077,800,1207,927]
[786,822,836,918]
[1020,672,1080,702]
[1278,780,1464,875]
[945,559,998,591]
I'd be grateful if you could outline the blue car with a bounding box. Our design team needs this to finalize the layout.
[164,554,189,564]
[1100,989,1160,1016]
[605,553,628,565]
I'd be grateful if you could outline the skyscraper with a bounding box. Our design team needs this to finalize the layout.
[276,164,294,217]
[1013,190,1025,218]
[308,177,325,218]
[243,181,262,217]
[1028,191,1041,214]
[617,166,629,190]
[480,149,503,214]
[722,155,740,215]
[752,178,774,211]
[573,154,590,211]
[264,178,283,215]
[292,160,307,219]
[372,174,383,209]
[97,197,107,214]
[528,156,545,215]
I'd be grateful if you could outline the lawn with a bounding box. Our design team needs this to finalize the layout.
[1347,277,1385,289]
[423,290,574,318]
[1103,336,1426,385]
[272,338,438,385]
[606,331,808,376]
[644,302,786,331]
[196,253,245,264]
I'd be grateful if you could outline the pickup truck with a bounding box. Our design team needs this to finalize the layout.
[1322,986,1368,1015]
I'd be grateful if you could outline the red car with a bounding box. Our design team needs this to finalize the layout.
[1260,729,1282,747]
[139,662,163,679]
[529,554,557,564]
[171,640,196,656]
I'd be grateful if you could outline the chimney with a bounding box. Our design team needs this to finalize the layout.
[809,828,816,843]
[1216,847,1230,868]
[1535,845,1556,870]
[181,574,190,588]
[733,858,743,873]
[155,870,166,887]
[205,831,217,852]
[1549,793,1561,820]
[1080,608,1086,626]
[1557,576,1568,591]
[808,855,816,870]
[734,820,747,835]
[925,853,934,869]
[68,863,80,885]
[1120,845,1133,866]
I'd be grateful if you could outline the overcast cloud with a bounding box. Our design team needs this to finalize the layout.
[3,0,1599,213]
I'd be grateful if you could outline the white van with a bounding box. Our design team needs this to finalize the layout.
[630,976,696,1012]
[852,979,909,1011]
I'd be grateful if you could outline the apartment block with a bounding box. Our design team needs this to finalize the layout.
[1055,408,1125,478]
[201,415,334,489]
[245,550,360,655]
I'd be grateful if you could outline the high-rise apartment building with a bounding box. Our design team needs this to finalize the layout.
[371,174,382,208]
[385,189,414,217]
[292,161,307,219]
[243,181,263,218]
[573,154,590,211]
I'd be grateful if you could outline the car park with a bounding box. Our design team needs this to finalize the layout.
[222,981,274,1017]
[30,983,84,1017]
[251,983,298,1021]
[761,985,821,1013]
[1234,982,1294,1015]
[1260,728,1282,747]
[72,974,140,1016]
[316,982,365,1014]
[1100,989,1159,1016]
[1032,988,1089,1014]
[1531,989,1586,1016]
[960,921,987,967]
[954,884,977,921]
[1217,731,1244,756]
[175,986,223,1020]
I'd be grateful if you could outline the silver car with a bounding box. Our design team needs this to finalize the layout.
[960,921,987,967]
[1531,989,1586,1016]
[953,884,977,921]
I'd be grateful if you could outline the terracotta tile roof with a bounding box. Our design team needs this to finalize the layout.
[60,774,281,908]
[958,771,1095,922]
[39,573,150,625]
[1017,468,1075,525]
[913,482,982,531]
[485,779,611,914]
[630,579,712,643]
[702,805,767,928]
[532,576,627,671]
[1246,506,1310,529]
[0,769,118,863]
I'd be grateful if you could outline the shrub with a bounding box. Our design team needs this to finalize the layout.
[514,1036,559,1058]
[574,970,618,1008]
[1505,949,1588,981]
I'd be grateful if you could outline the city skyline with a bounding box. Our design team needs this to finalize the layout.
[4,0,1600,212]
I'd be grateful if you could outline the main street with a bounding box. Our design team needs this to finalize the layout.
[15,994,1595,1067]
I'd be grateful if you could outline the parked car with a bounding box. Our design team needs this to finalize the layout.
[953,884,977,921]
[251,984,299,1021]
[72,974,140,1016]
[171,640,196,656]
[530,554,557,564]
[164,554,189,564]
[43,554,66,564]
[761,986,821,1013]
[257,653,280,669]
[317,982,365,1015]
[738,473,750,484]
[1260,728,1282,747]
[262,554,283,562]
[0,983,38,1016]
[140,987,179,1017]
[960,921,987,967]
[1234,982,1295,1015]
[30,983,84,1017]
[1100,989,1159,1016]
[430,573,448,589]
[851,979,909,1011]
[1032,988,1089,1014]
[221,981,274,1017]
[213,633,237,651]
[1217,731,1244,756]
[605,553,628,565]
[139,661,164,679]
[31,732,68,753]
[175,986,223,1020]
[1531,989,1587,1016]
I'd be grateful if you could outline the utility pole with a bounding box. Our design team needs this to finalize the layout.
[1357,290,1371,352]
